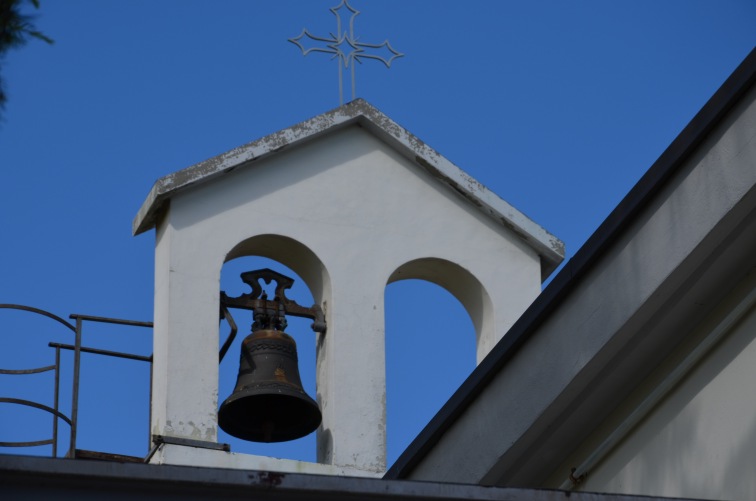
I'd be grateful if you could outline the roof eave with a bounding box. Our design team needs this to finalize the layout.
[132,99,565,276]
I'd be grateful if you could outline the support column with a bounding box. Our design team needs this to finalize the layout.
[151,219,221,446]
[316,274,386,472]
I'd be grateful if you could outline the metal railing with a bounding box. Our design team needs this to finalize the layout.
[0,304,152,459]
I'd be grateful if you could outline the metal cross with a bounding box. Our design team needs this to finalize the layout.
[289,0,404,105]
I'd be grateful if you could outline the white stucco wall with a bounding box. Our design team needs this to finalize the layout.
[149,125,542,473]
[578,278,756,500]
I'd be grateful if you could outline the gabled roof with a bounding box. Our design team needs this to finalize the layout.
[133,99,564,279]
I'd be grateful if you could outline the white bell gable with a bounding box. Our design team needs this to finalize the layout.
[134,99,563,475]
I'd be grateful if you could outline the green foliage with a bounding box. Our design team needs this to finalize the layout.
[0,0,53,113]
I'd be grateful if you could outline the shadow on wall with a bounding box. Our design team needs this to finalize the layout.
[585,303,756,499]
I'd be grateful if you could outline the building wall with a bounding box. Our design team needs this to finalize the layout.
[401,64,756,488]
[565,273,756,500]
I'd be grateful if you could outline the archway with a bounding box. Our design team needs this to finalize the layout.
[219,235,329,462]
[385,258,490,466]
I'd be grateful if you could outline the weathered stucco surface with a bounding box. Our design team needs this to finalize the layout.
[146,125,549,473]
[133,99,564,278]
[573,278,756,500]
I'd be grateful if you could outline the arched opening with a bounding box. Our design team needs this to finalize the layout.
[385,258,489,466]
[385,280,475,466]
[218,235,329,462]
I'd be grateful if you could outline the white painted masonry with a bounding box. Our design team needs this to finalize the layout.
[135,101,563,474]
[573,276,756,500]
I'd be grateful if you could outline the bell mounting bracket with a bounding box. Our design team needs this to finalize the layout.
[220,268,326,334]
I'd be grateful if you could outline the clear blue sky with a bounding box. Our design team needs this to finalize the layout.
[1,1,754,467]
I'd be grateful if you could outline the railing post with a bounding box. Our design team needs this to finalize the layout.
[53,346,60,458]
[68,316,83,458]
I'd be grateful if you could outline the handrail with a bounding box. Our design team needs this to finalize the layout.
[69,313,153,328]
[0,398,73,426]
[0,304,76,332]
[1,304,153,459]
[0,396,71,450]
[0,365,56,375]
[0,306,71,457]
[48,343,152,363]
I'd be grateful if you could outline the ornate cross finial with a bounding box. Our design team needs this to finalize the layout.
[289,0,404,105]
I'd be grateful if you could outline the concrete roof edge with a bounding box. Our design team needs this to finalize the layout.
[131,101,366,236]
[353,103,564,276]
[0,455,704,501]
[131,99,564,276]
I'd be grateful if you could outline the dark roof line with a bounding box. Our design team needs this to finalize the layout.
[385,46,756,480]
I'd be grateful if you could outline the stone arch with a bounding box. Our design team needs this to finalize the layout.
[387,257,494,362]
[219,234,331,461]
[225,234,331,307]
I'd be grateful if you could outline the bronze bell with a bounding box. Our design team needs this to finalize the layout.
[218,328,321,442]
[218,268,325,443]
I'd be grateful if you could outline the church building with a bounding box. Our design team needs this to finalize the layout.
[1,42,754,501]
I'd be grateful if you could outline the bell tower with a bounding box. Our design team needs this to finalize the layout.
[133,100,564,476]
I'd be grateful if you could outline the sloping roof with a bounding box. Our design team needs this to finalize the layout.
[133,99,564,278]
[386,47,756,484]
